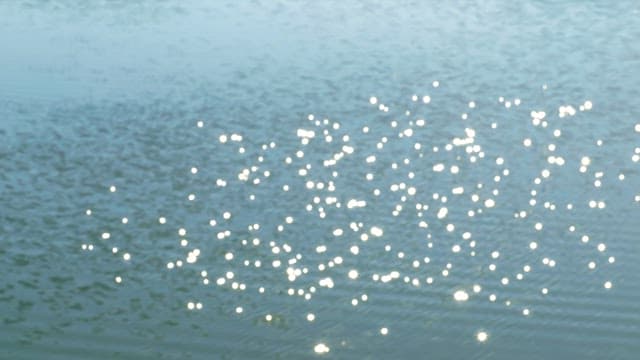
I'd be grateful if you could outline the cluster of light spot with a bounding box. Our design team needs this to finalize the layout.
[80,84,628,355]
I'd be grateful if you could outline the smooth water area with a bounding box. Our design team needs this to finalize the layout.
[1,1,640,359]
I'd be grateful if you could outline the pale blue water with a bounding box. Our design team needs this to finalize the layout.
[1,1,640,359]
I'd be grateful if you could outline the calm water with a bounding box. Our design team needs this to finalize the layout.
[1,1,640,359]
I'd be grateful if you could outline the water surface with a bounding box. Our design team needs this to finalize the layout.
[1,1,640,359]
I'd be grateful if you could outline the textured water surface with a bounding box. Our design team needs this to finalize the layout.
[1,1,640,359]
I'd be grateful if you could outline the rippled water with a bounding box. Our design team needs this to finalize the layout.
[2,1,640,359]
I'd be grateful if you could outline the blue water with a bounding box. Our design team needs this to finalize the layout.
[1,1,640,359]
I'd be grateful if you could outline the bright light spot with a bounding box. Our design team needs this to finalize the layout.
[370,226,384,237]
[314,343,330,354]
[477,331,488,342]
[348,269,359,280]
[347,199,367,209]
[453,290,469,302]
